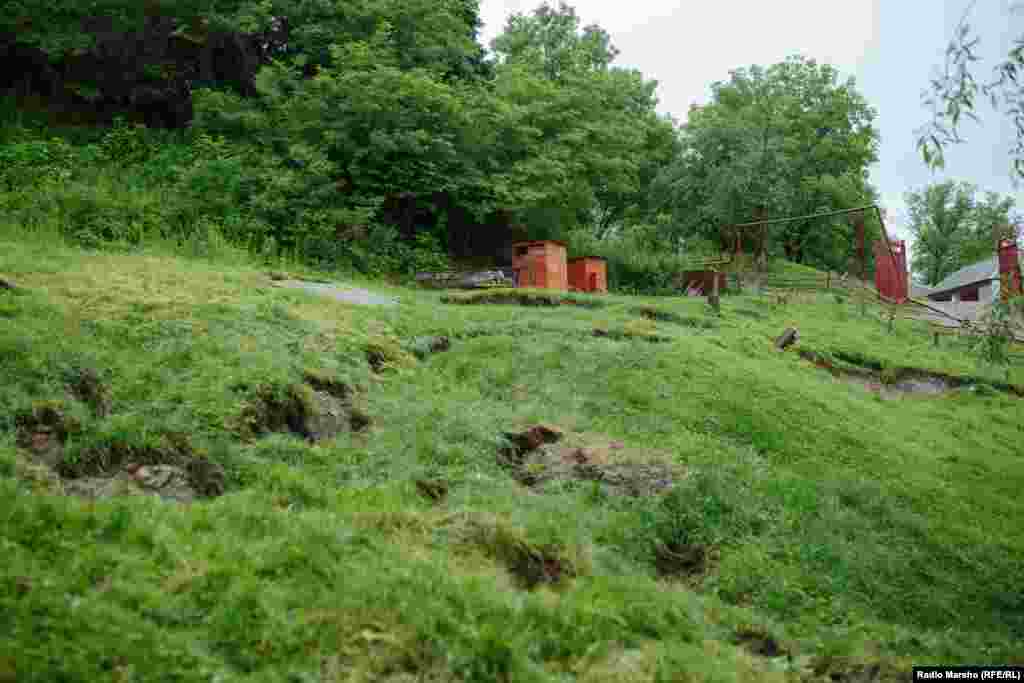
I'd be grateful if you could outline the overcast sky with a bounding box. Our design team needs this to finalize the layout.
[477,0,1023,263]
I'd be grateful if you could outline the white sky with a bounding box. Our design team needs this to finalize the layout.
[477,0,1024,266]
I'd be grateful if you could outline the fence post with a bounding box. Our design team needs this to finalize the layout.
[709,268,721,314]
[826,271,831,289]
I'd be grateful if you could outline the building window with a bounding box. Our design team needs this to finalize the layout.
[960,287,979,302]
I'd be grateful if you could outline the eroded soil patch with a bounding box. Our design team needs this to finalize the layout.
[733,625,787,659]
[654,540,715,579]
[15,403,224,503]
[239,377,372,442]
[453,513,579,590]
[498,424,686,497]
[798,350,1022,399]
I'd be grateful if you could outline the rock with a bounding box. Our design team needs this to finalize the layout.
[0,277,16,290]
[14,402,79,468]
[457,271,511,289]
[302,389,352,442]
[64,474,145,500]
[25,429,64,468]
[131,464,196,502]
[775,327,799,350]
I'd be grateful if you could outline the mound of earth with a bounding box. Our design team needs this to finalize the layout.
[498,424,686,497]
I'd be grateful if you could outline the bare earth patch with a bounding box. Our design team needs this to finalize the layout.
[15,403,225,503]
[498,424,686,497]
[798,349,1023,400]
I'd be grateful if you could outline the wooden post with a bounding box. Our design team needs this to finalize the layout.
[709,268,721,314]
[853,210,866,285]
[826,271,831,289]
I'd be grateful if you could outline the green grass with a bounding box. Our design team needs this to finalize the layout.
[1,227,1023,682]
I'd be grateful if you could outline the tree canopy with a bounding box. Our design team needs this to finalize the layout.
[906,180,1019,286]
[651,55,881,272]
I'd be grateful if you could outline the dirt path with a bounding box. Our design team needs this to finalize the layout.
[273,280,399,307]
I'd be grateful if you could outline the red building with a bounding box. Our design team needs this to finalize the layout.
[568,257,607,293]
[874,239,908,303]
[511,241,568,290]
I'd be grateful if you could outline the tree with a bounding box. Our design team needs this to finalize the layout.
[652,55,881,270]
[917,1,1024,180]
[906,180,1018,286]
[485,1,676,238]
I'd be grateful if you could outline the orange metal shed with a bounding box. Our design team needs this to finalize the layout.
[512,241,568,290]
[568,256,607,293]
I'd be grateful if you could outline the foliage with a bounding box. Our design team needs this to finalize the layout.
[968,298,1017,365]
[652,55,881,272]
[0,137,76,191]
[917,3,1024,179]
[905,180,1019,286]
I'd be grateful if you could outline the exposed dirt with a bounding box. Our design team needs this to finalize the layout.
[654,540,714,579]
[799,349,1022,399]
[506,545,573,590]
[273,279,399,307]
[455,513,578,590]
[733,626,787,658]
[15,404,224,503]
[498,424,686,497]
[240,378,371,442]
[14,401,82,469]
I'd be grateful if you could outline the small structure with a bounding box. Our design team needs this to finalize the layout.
[512,240,568,290]
[568,256,607,293]
[917,237,1021,304]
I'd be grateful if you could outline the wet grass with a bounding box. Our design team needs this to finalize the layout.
[1,226,1023,681]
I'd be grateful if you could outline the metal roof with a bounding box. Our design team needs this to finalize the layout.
[928,256,998,295]
[910,282,934,298]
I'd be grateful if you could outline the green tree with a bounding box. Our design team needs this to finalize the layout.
[652,55,880,271]
[917,2,1024,179]
[480,2,677,238]
[906,180,1018,286]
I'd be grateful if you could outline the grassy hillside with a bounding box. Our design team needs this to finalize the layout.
[2,225,1023,682]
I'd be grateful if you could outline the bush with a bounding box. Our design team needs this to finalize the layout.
[0,138,75,191]
[565,226,710,296]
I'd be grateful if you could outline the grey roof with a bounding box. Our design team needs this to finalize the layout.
[928,257,998,295]
[910,282,934,298]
